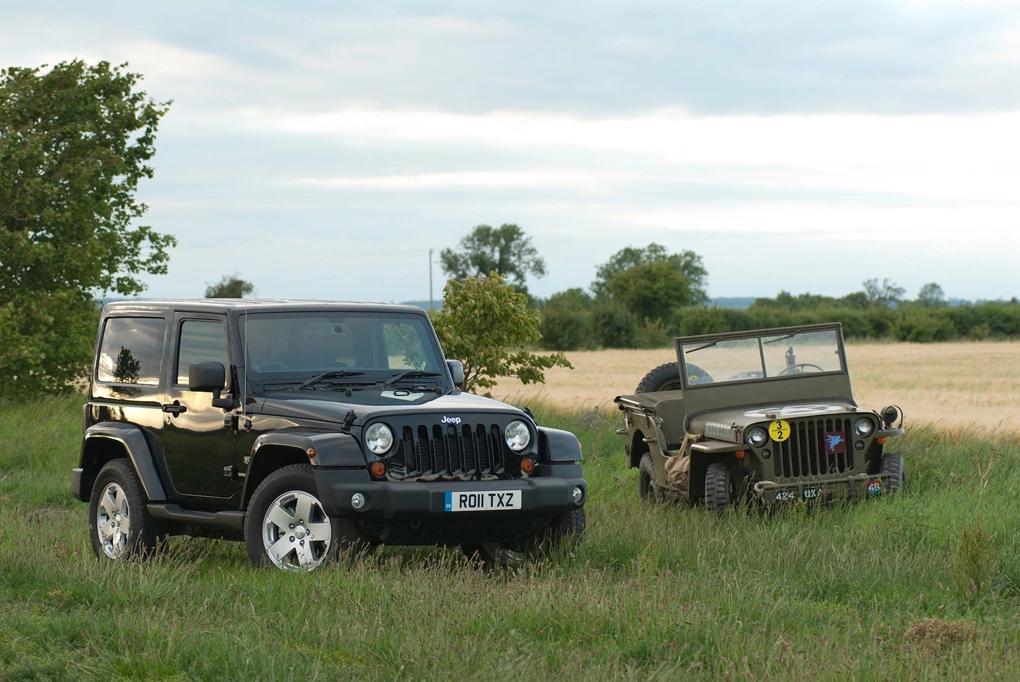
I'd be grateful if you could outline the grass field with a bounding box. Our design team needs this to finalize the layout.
[2,388,1019,680]
[491,341,1020,435]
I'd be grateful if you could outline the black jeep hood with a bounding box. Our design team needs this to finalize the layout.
[251,389,525,425]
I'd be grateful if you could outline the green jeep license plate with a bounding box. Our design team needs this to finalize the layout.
[774,487,822,502]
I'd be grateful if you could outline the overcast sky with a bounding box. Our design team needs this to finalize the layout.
[4,0,1020,303]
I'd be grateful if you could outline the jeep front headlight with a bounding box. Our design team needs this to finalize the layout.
[853,418,874,438]
[746,427,768,448]
[365,423,394,454]
[505,420,531,452]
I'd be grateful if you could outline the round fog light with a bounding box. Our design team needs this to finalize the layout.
[571,486,584,504]
[351,492,366,510]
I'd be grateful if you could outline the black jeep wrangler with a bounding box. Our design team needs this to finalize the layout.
[73,299,586,570]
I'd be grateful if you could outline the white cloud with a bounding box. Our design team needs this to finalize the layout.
[289,169,618,190]
[244,107,1020,205]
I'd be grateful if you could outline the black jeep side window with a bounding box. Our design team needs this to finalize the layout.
[177,321,229,385]
[96,317,167,385]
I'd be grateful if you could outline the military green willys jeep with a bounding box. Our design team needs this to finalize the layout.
[615,323,906,511]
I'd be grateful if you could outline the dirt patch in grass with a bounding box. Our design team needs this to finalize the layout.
[903,617,980,653]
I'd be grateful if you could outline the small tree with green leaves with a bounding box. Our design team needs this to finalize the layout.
[432,273,571,393]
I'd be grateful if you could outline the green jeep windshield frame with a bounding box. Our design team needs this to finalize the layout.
[678,325,847,389]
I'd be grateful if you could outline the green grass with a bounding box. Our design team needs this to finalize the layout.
[2,396,1020,680]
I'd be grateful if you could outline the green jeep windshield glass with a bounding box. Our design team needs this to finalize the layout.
[681,329,843,386]
[761,329,842,376]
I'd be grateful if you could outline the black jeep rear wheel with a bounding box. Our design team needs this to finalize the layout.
[704,462,732,514]
[88,459,157,561]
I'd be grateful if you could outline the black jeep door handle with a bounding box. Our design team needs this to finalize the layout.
[162,401,187,415]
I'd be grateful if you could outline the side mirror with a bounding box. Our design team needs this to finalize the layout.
[189,362,225,392]
[189,362,236,409]
[447,359,465,389]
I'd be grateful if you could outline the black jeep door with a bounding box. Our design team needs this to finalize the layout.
[160,314,236,499]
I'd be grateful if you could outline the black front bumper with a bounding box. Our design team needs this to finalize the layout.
[313,465,586,520]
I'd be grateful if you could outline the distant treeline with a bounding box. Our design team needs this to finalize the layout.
[539,293,1020,350]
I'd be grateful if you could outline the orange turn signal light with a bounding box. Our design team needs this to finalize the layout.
[370,461,387,478]
[876,437,887,445]
[735,450,746,459]
[305,447,316,459]
[521,457,535,474]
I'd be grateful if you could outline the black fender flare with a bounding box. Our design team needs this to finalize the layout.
[242,430,366,502]
[80,423,166,501]
[538,427,583,463]
[250,430,366,467]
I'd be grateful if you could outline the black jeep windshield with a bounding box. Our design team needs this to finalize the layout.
[240,312,443,379]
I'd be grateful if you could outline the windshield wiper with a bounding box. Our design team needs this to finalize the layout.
[382,370,442,388]
[685,340,718,354]
[763,333,796,346]
[298,370,365,390]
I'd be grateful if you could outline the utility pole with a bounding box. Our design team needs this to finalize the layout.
[428,248,434,311]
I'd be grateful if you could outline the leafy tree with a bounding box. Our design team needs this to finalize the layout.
[432,272,571,392]
[592,243,708,321]
[0,60,174,399]
[591,302,638,349]
[205,274,255,298]
[839,291,871,310]
[917,282,947,308]
[862,278,906,308]
[540,288,593,351]
[439,224,547,295]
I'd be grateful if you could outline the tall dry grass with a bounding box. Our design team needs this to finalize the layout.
[491,341,1020,435]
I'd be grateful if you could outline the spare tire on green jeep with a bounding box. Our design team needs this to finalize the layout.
[635,362,713,393]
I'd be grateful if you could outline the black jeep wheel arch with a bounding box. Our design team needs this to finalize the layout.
[77,423,166,503]
[242,431,366,507]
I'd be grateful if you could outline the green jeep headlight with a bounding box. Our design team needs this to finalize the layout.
[853,418,874,438]
[746,427,768,448]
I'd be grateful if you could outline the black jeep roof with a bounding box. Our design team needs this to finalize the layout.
[102,299,426,315]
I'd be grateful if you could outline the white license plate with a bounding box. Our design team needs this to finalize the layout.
[444,490,521,512]
[774,487,822,502]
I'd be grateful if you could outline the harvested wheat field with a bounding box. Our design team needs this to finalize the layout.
[491,341,1020,435]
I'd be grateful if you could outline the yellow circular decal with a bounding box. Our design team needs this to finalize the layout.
[768,420,791,442]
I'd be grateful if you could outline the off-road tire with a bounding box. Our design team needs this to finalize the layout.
[463,507,586,569]
[879,453,906,494]
[89,458,157,561]
[704,462,732,514]
[244,464,373,571]
[635,361,712,393]
[638,453,663,502]
[636,362,683,393]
